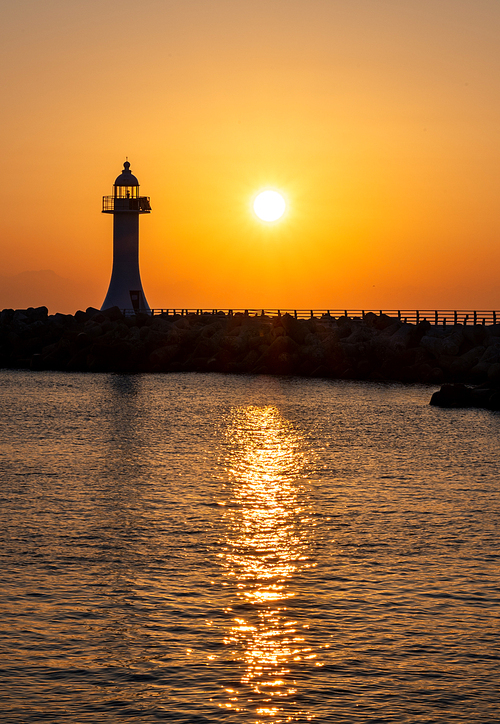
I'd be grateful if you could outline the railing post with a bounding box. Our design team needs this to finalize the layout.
[494,311,497,325]
[473,311,477,325]
[416,310,420,324]
[454,311,457,325]
[434,311,438,325]
[294,310,297,319]
[397,310,401,321]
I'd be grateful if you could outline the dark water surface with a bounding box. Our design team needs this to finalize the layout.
[0,371,499,723]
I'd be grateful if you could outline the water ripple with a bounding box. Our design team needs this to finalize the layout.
[0,372,499,722]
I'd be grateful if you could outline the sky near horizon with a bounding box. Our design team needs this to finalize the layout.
[1,0,499,313]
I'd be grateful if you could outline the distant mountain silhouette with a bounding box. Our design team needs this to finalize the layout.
[0,270,100,314]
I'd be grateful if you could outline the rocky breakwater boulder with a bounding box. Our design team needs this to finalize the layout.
[420,323,500,383]
[1,306,500,384]
[326,313,441,382]
[0,306,51,369]
[0,305,140,372]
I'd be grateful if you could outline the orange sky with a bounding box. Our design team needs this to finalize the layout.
[1,0,499,313]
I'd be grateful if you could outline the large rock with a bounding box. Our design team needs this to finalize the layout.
[430,383,476,407]
[448,346,485,377]
[430,382,500,409]
[420,331,462,357]
[487,363,500,383]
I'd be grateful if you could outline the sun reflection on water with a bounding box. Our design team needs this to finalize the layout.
[217,405,319,721]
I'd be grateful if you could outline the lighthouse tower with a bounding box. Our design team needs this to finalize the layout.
[101,161,151,313]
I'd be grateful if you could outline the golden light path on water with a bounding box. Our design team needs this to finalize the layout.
[216,405,321,722]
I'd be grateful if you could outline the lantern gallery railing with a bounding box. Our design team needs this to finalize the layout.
[102,196,151,213]
[113,308,500,325]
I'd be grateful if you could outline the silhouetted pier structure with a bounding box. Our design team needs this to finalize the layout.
[115,308,499,325]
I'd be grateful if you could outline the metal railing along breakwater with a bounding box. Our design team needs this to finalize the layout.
[119,309,500,325]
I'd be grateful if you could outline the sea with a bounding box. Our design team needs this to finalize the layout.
[0,370,499,723]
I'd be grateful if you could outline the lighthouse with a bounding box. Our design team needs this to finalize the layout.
[101,161,151,313]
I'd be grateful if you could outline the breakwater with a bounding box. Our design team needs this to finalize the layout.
[2,305,500,386]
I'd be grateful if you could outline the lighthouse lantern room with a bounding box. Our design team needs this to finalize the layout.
[101,161,151,313]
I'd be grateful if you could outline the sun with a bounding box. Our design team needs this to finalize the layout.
[253,190,286,222]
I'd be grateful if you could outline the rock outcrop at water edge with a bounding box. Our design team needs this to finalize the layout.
[429,382,500,410]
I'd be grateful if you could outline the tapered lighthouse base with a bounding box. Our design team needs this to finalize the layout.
[101,282,150,314]
[101,205,150,314]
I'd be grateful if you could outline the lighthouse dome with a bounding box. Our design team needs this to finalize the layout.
[114,161,139,186]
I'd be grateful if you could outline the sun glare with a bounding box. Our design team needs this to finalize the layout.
[253,190,286,222]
